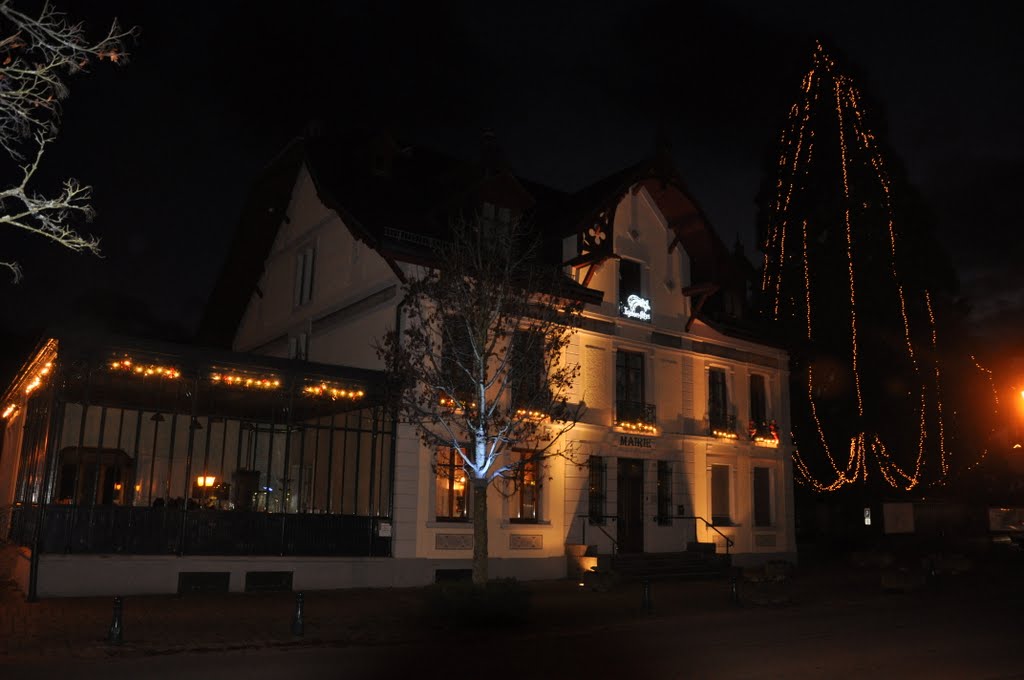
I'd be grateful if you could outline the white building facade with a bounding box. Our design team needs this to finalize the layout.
[213,134,796,583]
[1,134,795,598]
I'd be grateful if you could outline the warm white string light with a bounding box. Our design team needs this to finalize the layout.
[765,42,950,491]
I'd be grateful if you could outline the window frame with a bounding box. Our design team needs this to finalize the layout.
[615,350,646,422]
[510,450,540,524]
[749,373,768,426]
[656,460,672,526]
[709,462,732,526]
[752,465,773,528]
[441,316,476,405]
[618,259,644,309]
[708,366,730,430]
[587,455,607,525]
[293,245,316,308]
[509,330,547,410]
[288,332,310,361]
[435,447,470,522]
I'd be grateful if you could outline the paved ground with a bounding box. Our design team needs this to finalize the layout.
[1,544,1022,678]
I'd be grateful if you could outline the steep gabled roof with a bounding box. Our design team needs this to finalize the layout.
[198,132,758,349]
[198,141,306,347]
[198,132,594,347]
[552,154,743,289]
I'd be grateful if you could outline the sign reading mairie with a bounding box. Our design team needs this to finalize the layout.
[619,434,654,448]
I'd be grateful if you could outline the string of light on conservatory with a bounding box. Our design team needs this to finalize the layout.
[24,361,53,394]
[761,42,949,492]
[211,373,280,389]
[303,383,364,400]
[110,359,181,379]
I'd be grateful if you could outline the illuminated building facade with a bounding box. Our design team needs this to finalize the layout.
[1,333,392,598]
[200,132,796,584]
[1,132,796,596]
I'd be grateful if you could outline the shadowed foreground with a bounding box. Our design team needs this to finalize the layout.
[1,546,1021,678]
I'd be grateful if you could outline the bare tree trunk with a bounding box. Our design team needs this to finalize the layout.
[471,479,488,585]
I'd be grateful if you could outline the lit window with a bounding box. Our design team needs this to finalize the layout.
[618,259,650,321]
[435,448,468,521]
[294,246,316,307]
[511,451,539,523]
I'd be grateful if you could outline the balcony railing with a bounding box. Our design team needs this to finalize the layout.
[615,401,657,433]
[748,419,781,446]
[709,413,738,438]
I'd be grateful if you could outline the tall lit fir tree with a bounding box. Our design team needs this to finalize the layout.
[757,42,967,494]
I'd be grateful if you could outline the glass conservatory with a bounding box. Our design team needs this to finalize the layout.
[2,333,394,568]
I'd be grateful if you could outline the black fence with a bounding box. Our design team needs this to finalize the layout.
[615,401,657,425]
[7,505,391,557]
[709,413,737,435]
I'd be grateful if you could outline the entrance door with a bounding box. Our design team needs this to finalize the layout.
[617,458,644,553]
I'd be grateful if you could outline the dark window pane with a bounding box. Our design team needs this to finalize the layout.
[753,466,772,527]
[711,464,730,525]
[657,461,672,525]
[588,456,605,523]
[750,374,766,425]
[510,331,546,408]
[618,260,642,306]
[709,368,728,427]
[615,351,645,406]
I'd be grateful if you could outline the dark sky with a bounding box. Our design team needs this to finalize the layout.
[2,1,1021,362]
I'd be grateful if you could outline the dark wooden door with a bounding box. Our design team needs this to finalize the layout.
[617,458,644,553]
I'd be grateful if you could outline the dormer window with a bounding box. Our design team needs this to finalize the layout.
[294,245,316,307]
[618,259,650,322]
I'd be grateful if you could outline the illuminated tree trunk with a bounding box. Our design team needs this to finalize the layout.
[471,480,488,585]
[377,214,586,591]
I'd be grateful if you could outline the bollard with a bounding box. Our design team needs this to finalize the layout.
[291,591,305,637]
[730,569,740,606]
[108,596,124,645]
[641,576,652,613]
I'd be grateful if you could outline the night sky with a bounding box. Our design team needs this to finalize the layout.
[1,1,1021,366]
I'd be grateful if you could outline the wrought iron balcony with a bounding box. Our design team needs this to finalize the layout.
[709,412,738,439]
[615,400,657,433]
[748,419,780,446]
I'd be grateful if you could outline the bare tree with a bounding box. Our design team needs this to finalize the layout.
[0,1,135,282]
[378,214,585,585]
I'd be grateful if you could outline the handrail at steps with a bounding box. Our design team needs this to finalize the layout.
[653,514,735,554]
[576,514,620,555]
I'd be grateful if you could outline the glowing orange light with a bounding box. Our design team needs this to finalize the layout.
[766,42,948,491]
[111,358,180,379]
[210,373,280,389]
[304,383,364,400]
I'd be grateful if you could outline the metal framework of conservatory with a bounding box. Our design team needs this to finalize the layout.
[1,333,395,598]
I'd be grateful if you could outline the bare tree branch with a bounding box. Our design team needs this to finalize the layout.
[377,213,586,584]
[0,1,136,281]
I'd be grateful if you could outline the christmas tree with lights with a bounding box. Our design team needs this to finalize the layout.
[758,42,960,493]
